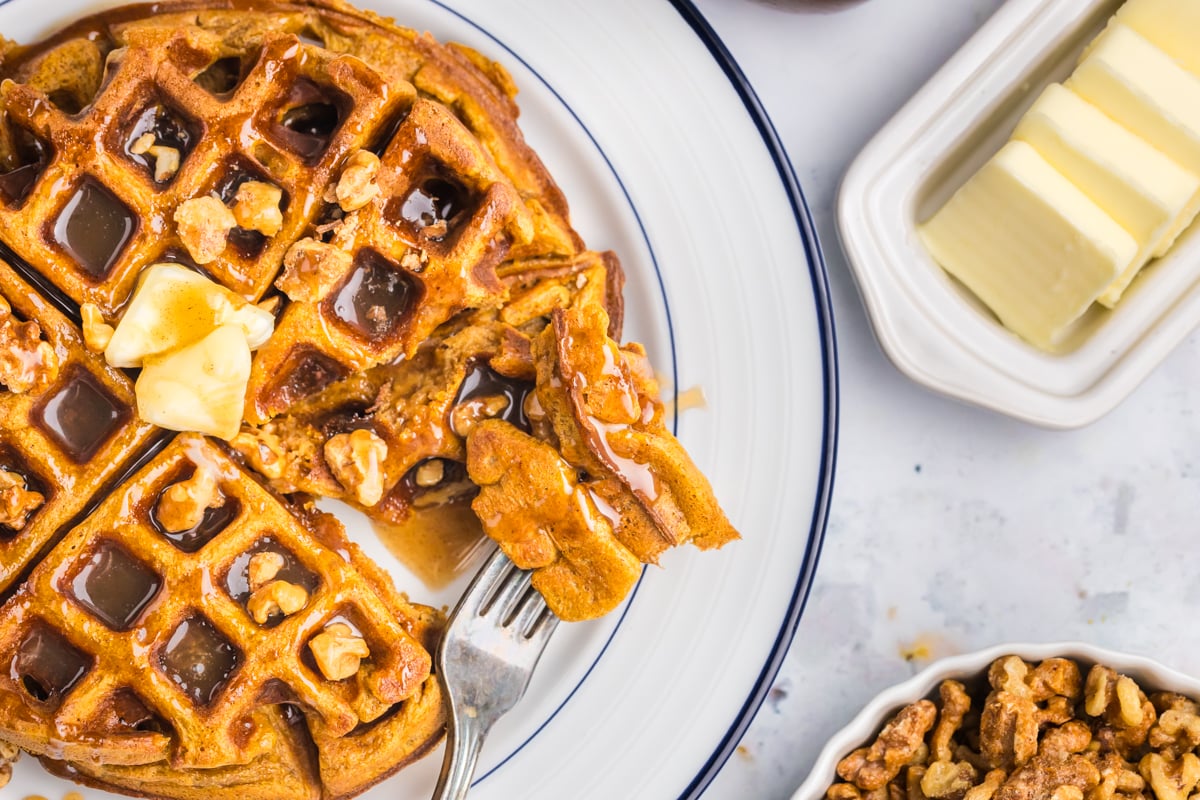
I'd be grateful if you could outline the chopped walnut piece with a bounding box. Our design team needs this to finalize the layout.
[0,468,42,531]
[324,429,388,507]
[309,622,370,681]
[246,579,308,624]
[400,248,427,273]
[276,237,353,302]
[130,133,155,155]
[1149,695,1200,758]
[157,467,223,533]
[1139,753,1200,800]
[981,690,1040,771]
[1083,666,1156,757]
[148,144,181,182]
[932,680,972,762]
[837,700,938,790]
[231,427,288,481]
[335,150,381,212]
[174,195,236,265]
[921,761,979,799]
[1040,721,1092,756]
[414,459,445,488]
[80,302,114,353]
[233,181,284,236]
[963,770,1007,800]
[451,394,510,438]
[248,551,285,592]
[992,753,1099,800]
[0,297,58,393]
[829,784,864,800]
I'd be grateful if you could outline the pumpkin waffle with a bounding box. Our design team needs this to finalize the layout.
[0,434,443,798]
[0,257,158,598]
[230,250,621,518]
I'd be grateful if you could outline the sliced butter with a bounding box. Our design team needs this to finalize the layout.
[1067,23,1200,177]
[919,141,1136,349]
[1114,0,1200,79]
[1013,83,1200,306]
[135,324,252,441]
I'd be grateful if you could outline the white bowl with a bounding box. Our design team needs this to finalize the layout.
[791,642,1200,800]
[838,0,1200,429]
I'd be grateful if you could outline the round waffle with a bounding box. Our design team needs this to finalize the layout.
[0,1,740,797]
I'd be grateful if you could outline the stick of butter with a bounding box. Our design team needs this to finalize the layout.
[1114,0,1200,79]
[919,141,1136,349]
[1013,83,1200,307]
[1068,23,1200,177]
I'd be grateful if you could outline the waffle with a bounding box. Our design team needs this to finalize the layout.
[0,257,158,597]
[0,434,442,798]
[0,0,742,796]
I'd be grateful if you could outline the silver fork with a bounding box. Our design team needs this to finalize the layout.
[431,547,559,800]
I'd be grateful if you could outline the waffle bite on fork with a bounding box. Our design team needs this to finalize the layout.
[0,1,740,797]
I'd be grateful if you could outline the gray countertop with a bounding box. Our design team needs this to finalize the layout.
[694,0,1200,797]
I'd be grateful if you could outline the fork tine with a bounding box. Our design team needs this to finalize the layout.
[509,585,546,634]
[491,568,533,622]
[453,546,510,614]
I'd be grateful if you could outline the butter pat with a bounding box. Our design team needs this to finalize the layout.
[919,141,1136,349]
[136,324,252,441]
[1114,0,1200,78]
[1068,23,1200,176]
[1013,83,1200,306]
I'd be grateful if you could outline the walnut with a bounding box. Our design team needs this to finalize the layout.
[981,690,1040,770]
[1084,666,1156,757]
[1138,753,1200,800]
[80,302,114,353]
[837,700,938,790]
[309,622,370,681]
[992,753,1099,800]
[276,237,353,302]
[1039,721,1092,756]
[830,784,864,800]
[233,181,284,236]
[933,681,973,762]
[130,133,155,155]
[414,459,445,488]
[231,427,288,481]
[148,144,181,182]
[246,579,308,624]
[156,467,223,533]
[335,150,381,212]
[400,248,428,273]
[324,429,388,507]
[921,761,979,799]
[1149,695,1200,758]
[0,297,58,393]
[175,195,236,264]
[963,770,1007,800]
[451,394,511,437]
[1087,751,1145,800]
[988,658,1081,704]
[0,468,42,531]
[248,551,285,592]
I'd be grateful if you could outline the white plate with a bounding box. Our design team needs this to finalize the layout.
[1,0,837,798]
[838,0,1200,429]
[791,642,1200,800]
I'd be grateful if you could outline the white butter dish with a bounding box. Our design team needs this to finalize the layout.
[838,0,1200,428]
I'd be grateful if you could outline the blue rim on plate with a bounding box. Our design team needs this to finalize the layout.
[433,2,839,795]
[667,3,839,796]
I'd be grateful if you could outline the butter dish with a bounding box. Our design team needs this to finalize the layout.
[838,0,1200,428]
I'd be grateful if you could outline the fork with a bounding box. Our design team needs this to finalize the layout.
[431,547,560,800]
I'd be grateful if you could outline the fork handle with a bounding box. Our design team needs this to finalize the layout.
[432,712,488,800]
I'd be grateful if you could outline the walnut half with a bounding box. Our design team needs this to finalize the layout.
[325,429,388,507]
[309,622,370,681]
[157,467,224,533]
[0,468,43,530]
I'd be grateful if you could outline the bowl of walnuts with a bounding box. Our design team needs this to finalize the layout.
[793,643,1200,800]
